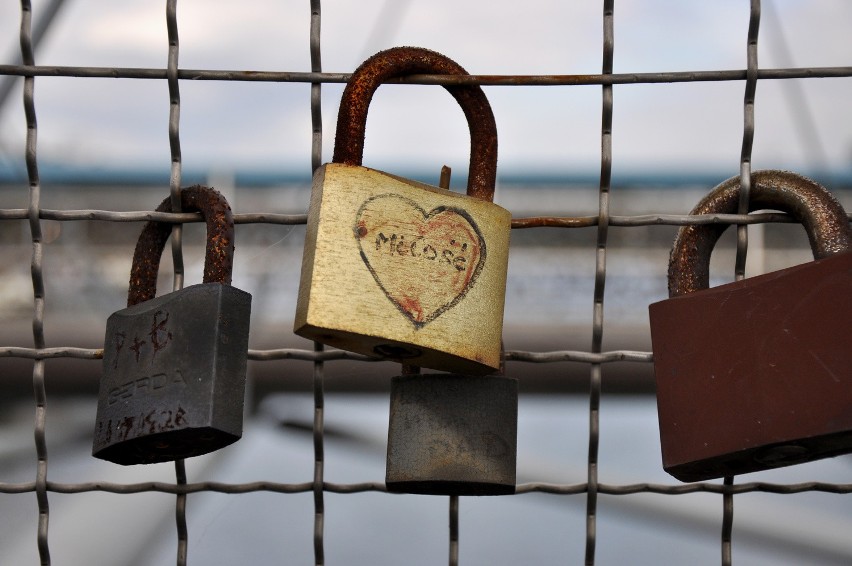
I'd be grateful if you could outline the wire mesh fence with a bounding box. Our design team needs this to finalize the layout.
[1,0,851,565]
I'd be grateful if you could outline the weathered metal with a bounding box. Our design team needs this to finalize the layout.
[650,170,852,482]
[386,371,518,496]
[294,46,510,375]
[93,186,252,465]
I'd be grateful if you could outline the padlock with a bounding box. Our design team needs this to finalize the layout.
[385,360,518,496]
[93,185,252,465]
[649,170,852,482]
[294,46,511,375]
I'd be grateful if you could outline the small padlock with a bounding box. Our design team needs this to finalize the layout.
[93,185,252,465]
[294,46,511,375]
[649,170,852,482]
[385,352,518,496]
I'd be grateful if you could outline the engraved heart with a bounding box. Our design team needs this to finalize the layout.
[355,193,486,328]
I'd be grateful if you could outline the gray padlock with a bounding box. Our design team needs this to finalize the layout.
[93,186,251,465]
[386,368,518,496]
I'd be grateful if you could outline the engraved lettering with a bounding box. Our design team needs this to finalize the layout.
[130,335,146,363]
[114,332,126,369]
[152,373,167,389]
[149,310,173,360]
[106,370,187,405]
[95,405,190,446]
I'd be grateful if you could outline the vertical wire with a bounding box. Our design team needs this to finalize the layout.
[736,0,761,281]
[435,166,459,566]
[309,2,325,564]
[449,495,459,566]
[724,2,761,565]
[165,2,188,565]
[166,0,185,291]
[312,341,325,566]
[721,475,735,566]
[584,1,614,564]
[20,1,50,563]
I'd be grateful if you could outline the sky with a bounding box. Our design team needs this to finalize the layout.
[0,0,850,178]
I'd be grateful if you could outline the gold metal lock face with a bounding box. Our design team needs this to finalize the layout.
[294,47,509,374]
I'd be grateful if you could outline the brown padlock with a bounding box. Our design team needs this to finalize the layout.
[294,46,510,375]
[649,170,852,482]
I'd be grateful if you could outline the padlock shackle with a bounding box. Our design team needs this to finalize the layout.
[127,185,235,306]
[332,46,498,202]
[668,170,852,297]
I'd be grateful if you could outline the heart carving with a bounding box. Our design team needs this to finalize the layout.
[355,193,486,328]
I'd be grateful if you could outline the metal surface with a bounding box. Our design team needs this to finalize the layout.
[127,186,236,306]
[650,172,852,482]
[331,46,498,202]
[93,185,251,466]
[3,1,852,565]
[386,373,518,496]
[668,170,852,298]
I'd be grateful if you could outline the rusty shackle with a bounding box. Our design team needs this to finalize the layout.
[332,46,498,202]
[669,170,852,298]
[128,185,235,306]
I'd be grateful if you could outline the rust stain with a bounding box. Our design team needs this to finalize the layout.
[127,185,236,306]
[332,46,497,202]
[668,170,852,298]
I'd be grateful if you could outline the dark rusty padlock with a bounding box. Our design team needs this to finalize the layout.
[93,186,252,465]
[649,170,852,482]
[294,46,511,376]
[385,350,518,496]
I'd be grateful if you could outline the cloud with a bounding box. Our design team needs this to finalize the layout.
[0,0,850,175]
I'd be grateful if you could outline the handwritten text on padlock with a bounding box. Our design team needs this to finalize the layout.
[355,194,486,327]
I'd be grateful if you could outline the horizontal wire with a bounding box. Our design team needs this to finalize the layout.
[0,480,848,496]
[0,208,846,227]
[1,65,851,85]
[0,346,653,364]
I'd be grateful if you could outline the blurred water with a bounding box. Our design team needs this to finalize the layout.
[1,395,850,565]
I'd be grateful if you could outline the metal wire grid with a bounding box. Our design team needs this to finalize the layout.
[2,0,852,565]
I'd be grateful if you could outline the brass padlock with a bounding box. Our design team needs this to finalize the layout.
[385,354,518,496]
[294,46,510,375]
[649,170,852,482]
[93,186,252,465]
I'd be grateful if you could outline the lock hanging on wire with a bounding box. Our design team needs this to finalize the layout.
[649,170,852,482]
[93,186,252,465]
[293,46,511,375]
[385,348,518,496]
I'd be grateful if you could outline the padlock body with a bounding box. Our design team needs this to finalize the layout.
[93,282,252,465]
[294,163,511,375]
[386,373,518,495]
[649,251,852,482]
